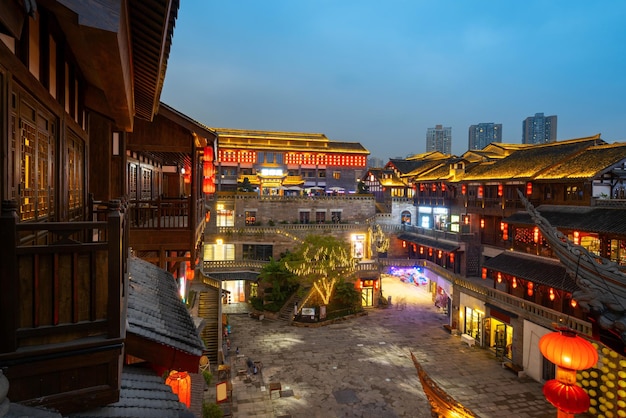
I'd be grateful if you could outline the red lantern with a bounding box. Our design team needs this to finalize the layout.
[437,250,442,259]
[542,379,590,414]
[204,146,214,162]
[477,185,483,198]
[533,227,540,243]
[355,280,362,290]
[527,282,534,296]
[428,248,433,257]
[203,177,215,194]
[539,329,598,416]
[203,161,214,178]
[480,218,485,228]
[186,266,194,281]
[539,329,598,372]
[481,267,487,279]
[549,288,555,301]
[374,280,380,290]
[573,231,580,245]
[402,241,407,248]
[461,184,466,195]
[166,371,192,407]
[449,253,454,263]
[441,183,446,192]
[497,184,503,197]
[205,211,211,222]
[497,272,502,283]
[526,181,533,196]
[512,277,517,289]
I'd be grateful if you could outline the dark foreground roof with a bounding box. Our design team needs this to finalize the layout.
[397,232,460,252]
[482,251,579,292]
[504,205,626,235]
[68,366,194,418]
[127,257,204,357]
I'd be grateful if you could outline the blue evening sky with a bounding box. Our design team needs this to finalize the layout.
[161,1,626,160]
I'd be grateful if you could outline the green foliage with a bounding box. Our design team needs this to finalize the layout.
[202,370,213,386]
[258,256,299,304]
[333,279,362,310]
[202,402,224,418]
[285,234,356,305]
[237,177,256,192]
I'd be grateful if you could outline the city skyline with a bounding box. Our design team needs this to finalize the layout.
[161,1,626,160]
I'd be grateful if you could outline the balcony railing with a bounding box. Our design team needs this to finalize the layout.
[127,198,191,229]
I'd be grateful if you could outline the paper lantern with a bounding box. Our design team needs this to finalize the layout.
[185,266,194,281]
[203,161,214,178]
[166,371,191,407]
[527,282,534,296]
[539,329,598,372]
[204,146,214,162]
[498,184,503,197]
[526,181,533,196]
[543,379,590,414]
[512,277,517,289]
[481,267,487,279]
[461,184,466,195]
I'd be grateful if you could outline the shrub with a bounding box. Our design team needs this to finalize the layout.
[202,402,223,418]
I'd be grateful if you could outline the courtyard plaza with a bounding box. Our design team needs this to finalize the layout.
[210,278,579,418]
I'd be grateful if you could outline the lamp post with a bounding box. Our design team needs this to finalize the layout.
[539,328,598,417]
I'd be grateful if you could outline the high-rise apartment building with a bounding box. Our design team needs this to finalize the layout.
[522,113,557,144]
[468,123,502,150]
[426,124,452,155]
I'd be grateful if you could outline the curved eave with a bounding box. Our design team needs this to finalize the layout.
[55,0,179,130]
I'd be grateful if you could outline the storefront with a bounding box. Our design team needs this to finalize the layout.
[485,304,516,361]
[355,277,380,307]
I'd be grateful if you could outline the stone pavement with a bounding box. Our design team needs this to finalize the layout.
[209,279,562,418]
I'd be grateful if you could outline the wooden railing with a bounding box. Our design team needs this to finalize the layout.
[0,199,126,353]
[127,197,191,229]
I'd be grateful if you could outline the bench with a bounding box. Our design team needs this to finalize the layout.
[249,312,264,321]
[460,334,475,348]
[269,382,282,399]
[503,362,525,377]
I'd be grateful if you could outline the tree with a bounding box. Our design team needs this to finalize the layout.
[258,256,298,304]
[237,177,256,192]
[285,235,356,305]
[357,180,370,194]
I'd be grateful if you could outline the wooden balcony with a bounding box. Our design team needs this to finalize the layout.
[0,200,126,414]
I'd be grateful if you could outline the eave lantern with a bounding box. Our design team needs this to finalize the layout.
[166,371,192,407]
[539,328,598,417]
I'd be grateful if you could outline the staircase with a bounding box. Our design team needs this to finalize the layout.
[277,287,311,322]
[198,287,220,364]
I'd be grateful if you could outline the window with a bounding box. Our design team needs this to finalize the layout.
[204,243,235,261]
[333,171,341,179]
[299,211,310,224]
[245,210,257,225]
[464,307,482,341]
[216,203,235,226]
[242,244,273,261]
[331,211,342,223]
[315,211,326,223]
[318,170,326,178]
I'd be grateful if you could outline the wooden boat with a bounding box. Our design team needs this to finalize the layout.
[518,191,626,343]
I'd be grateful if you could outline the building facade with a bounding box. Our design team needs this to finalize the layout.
[522,112,557,144]
[214,128,368,195]
[468,122,502,150]
[426,124,452,155]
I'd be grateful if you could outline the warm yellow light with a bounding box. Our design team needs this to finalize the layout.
[216,239,223,245]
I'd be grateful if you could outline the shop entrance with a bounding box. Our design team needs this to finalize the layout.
[361,287,374,307]
[485,318,513,360]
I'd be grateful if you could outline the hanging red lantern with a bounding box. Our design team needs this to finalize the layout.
[437,250,442,259]
[542,379,590,414]
[431,183,437,192]
[526,182,533,196]
[205,211,211,222]
[354,280,362,290]
[185,265,194,281]
[481,267,487,279]
[402,241,407,248]
[527,282,534,296]
[203,177,215,194]
[539,329,598,372]
[549,288,555,301]
[419,246,424,255]
[461,184,466,195]
[449,253,454,263]
[428,248,433,257]
[512,277,517,289]
[477,185,483,198]
[533,227,540,243]
[203,161,214,178]
[441,183,446,192]
[204,146,214,162]
[573,231,580,245]
[497,184,503,197]
[539,329,598,416]
[497,272,502,283]
[166,371,192,407]
[480,218,485,228]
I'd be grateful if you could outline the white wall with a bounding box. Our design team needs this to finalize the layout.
[523,320,552,382]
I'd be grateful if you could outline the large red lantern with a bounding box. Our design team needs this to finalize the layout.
[166,371,192,407]
[539,329,598,416]
[204,146,214,162]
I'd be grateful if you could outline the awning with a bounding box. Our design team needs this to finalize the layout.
[482,251,579,292]
[397,232,460,252]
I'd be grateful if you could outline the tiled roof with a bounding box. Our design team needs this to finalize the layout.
[397,232,460,252]
[387,159,432,174]
[482,251,579,292]
[504,205,626,235]
[127,257,204,357]
[68,366,194,418]
[461,135,605,181]
[535,142,626,179]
